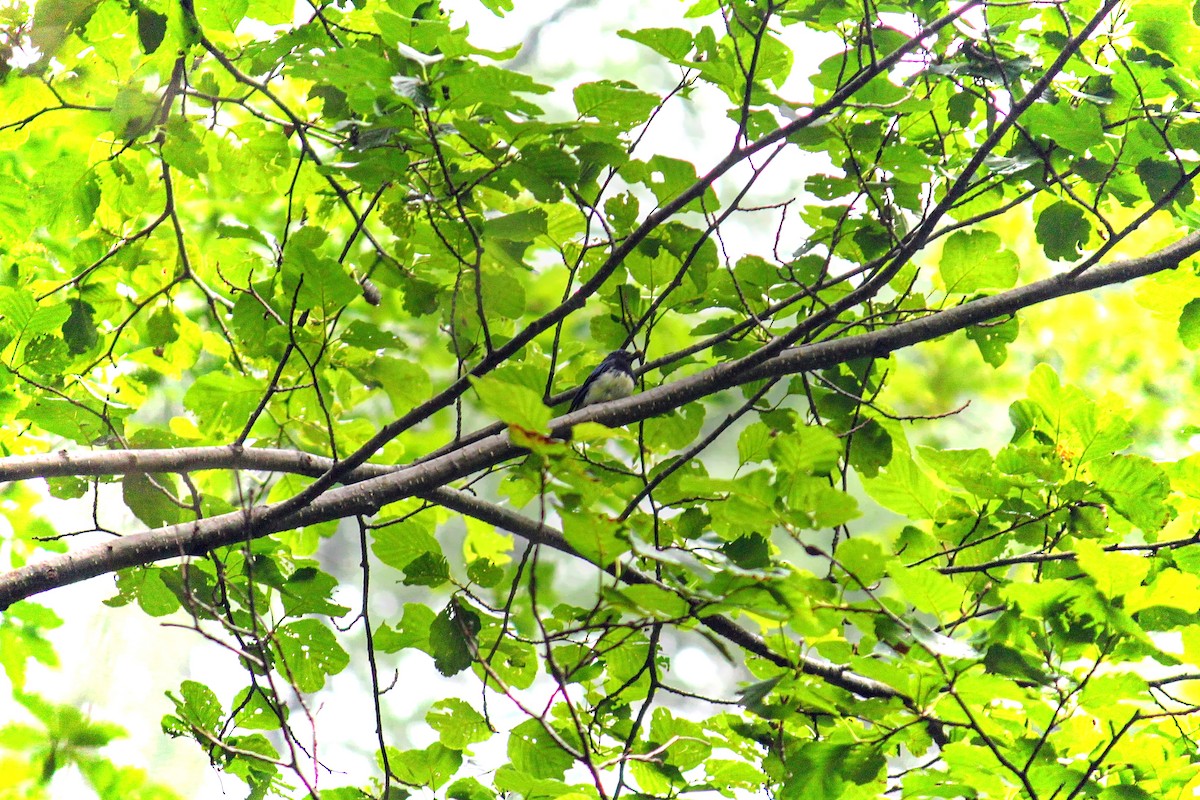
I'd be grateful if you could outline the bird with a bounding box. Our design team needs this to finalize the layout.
[564,349,641,439]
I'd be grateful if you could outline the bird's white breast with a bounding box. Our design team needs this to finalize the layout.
[584,371,635,405]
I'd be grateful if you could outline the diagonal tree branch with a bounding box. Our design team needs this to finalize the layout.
[1,227,1198,609]
[0,447,902,701]
[428,488,902,701]
[208,1,988,545]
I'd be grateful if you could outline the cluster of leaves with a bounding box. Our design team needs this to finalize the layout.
[0,681,180,799]
[4,0,1200,798]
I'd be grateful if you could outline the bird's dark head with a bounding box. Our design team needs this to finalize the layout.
[606,349,642,370]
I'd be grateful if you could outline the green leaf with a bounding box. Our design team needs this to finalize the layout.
[445,777,497,800]
[477,0,513,13]
[182,371,264,438]
[164,680,222,733]
[16,691,126,750]
[622,155,716,210]
[1098,787,1155,800]
[470,374,551,431]
[372,518,440,573]
[146,306,180,346]
[1137,159,1192,204]
[965,314,1019,367]
[427,699,491,749]
[1035,201,1090,261]
[319,788,373,799]
[1179,297,1200,348]
[770,425,842,475]
[466,558,503,588]
[1026,363,1132,464]
[1128,0,1200,63]
[561,509,627,566]
[281,228,359,314]
[834,537,888,585]
[479,268,526,319]
[918,447,1011,499]
[607,584,689,619]
[247,0,295,24]
[274,619,349,693]
[1090,454,1172,533]
[1023,101,1103,155]
[0,289,70,340]
[644,402,705,449]
[507,718,574,780]
[573,80,660,127]
[983,643,1052,684]
[429,600,479,677]
[109,84,159,139]
[61,299,98,354]
[939,230,1019,292]
[1125,568,1200,614]
[1074,540,1150,599]
[232,686,286,731]
[862,450,945,520]
[162,123,210,178]
[388,743,462,790]
[737,421,772,464]
[846,418,893,477]
[112,566,182,617]
[374,603,436,654]
[464,517,512,567]
[339,319,403,351]
[282,567,351,618]
[402,551,450,587]
[783,742,883,799]
[5,601,62,630]
[482,208,547,241]
[370,357,432,413]
[888,563,965,617]
[19,396,114,444]
[122,473,185,529]
[784,477,860,528]
[618,27,694,62]
[738,676,782,714]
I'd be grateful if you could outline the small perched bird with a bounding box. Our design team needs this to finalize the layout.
[564,349,641,439]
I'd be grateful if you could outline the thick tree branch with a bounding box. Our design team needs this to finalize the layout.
[0,446,383,484]
[707,0,1122,385]
[596,229,1200,431]
[1,228,1198,608]
[214,1,987,544]
[0,447,900,700]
